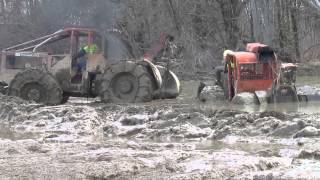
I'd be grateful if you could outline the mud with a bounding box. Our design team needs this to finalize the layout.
[1,78,320,179]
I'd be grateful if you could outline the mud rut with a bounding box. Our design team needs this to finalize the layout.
[1,81,320,179]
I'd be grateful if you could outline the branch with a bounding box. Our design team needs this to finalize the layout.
[301,0,320,16]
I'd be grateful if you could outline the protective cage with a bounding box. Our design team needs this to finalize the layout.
[239,63,274,80]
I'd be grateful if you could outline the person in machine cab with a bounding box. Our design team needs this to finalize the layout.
[223,50,235,72]
[73,43,98,69]
[71,43,99,83]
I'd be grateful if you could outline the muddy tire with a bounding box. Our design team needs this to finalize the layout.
[8,69,63,105]
[219,70,229,98]
[61,95,70,104]
[272,86,299,103]
[0,81,8,95]
[99,61,154,103]
[215,66,224,86]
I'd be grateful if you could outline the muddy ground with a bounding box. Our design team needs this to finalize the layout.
[1,79,320,179]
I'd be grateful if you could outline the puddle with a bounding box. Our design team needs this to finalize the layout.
[192,101,320,114]
[196,139,291,154]
[0,124,39,140]
[178,79,320,114]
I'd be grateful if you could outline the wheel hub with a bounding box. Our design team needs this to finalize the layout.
[27,89,41,101]
[111,72,138,100]
[280,88,288,95]
[20,82,46,103]
[118,80,133,94]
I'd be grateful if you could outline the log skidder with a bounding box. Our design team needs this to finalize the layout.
[0,28,180,105]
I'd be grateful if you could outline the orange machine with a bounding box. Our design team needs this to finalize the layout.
[223,43,279,101]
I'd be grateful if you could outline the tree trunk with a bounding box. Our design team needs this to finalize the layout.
[290,1,301,60]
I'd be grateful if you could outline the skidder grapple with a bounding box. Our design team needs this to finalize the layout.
[0,28,180,104]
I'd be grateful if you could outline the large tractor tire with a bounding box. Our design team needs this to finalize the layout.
[216,67,229,98]
[99,61,155,103]
[271,85,299,103]
[8,69,63,105]
[215,66,225,86]
[268,86,299,112]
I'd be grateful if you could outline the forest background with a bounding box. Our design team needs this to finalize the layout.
[0,0,319,73]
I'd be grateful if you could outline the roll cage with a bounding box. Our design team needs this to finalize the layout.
[4,28,105,56]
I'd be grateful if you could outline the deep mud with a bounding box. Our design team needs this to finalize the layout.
[1,79,320,179]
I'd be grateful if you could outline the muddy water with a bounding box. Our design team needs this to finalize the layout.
[0,123,39,140]
[208,101,320,114]
[0,77,320,179]
[181,78,320,114]
[297,75,320,88]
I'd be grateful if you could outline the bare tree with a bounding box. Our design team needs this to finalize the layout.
[1,0,320,71]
